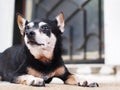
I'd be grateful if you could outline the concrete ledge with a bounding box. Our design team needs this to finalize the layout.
[66,64,119,75]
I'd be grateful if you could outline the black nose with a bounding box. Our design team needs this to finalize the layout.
[29,31,35,36]
[26,31,35,38]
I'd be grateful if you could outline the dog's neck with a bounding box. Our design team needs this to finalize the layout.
[28,45,54,62]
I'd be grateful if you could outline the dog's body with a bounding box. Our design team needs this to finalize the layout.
[0,12,98,87]
[0,44,70,86]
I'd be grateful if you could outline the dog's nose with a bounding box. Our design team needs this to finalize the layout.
[29,31,35,36]
[26,31,35,38]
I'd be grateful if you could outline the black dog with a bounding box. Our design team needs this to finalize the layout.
[0,12,98,87]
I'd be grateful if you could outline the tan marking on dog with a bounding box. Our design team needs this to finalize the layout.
[27,66,65,79]
[65,75,78,85]
[48,72,55,78]
[54,66,65,76]
[38,54,53,62]
[27,67,42,77]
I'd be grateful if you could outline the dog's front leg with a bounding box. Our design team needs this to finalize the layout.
[64,74,78,85]
[65,74,99,87]
[13,74,45,86]
[63,74,84,86]
[55,66,80,85]
[56,66,99,87]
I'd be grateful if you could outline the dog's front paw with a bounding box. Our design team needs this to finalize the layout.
[78,81,88,87]
[30,78,45,86]
[15,75,45,86]
[78,81,99,87]
[88,82,99,87]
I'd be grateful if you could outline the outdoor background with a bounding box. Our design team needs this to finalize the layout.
[0,0,120,90]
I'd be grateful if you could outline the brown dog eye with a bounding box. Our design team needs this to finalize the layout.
[25,25,30,29]
[41,25,50,30]
[41,25,51,37]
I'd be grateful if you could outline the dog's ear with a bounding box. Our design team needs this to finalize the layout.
[56,12,65,33]
[17,13,27,35]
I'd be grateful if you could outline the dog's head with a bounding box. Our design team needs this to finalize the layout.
[17,12,64,61]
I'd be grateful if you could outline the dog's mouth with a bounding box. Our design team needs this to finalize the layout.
[27,40,45,46]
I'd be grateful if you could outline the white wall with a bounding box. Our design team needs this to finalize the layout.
[105,0,120,65]
[0,0,15,52]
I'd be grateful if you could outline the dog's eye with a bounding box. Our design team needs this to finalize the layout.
[25,26,30,29]
[41,25,51,36]
[41,25,51,30]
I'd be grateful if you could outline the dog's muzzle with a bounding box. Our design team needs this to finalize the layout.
[26,31,35,39]
[26,31,45,46]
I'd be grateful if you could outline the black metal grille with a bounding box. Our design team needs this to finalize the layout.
[63,0,104,63]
